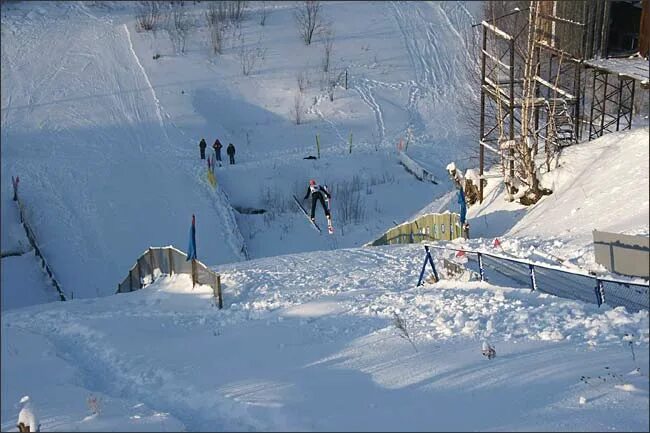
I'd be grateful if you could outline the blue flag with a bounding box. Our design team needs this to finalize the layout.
[187,214,197,261]
[457,188,467,226]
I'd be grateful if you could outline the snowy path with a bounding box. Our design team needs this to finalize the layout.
[3,245,648,431]
[1,2,245,299]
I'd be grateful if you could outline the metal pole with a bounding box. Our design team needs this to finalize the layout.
[599,72,608,134]
[479,25,487,203]
[616,77,624,131]
[477,252,485,282]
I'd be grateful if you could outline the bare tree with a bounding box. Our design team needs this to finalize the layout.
[206,2,226,55]
[227,0,247,23]
[321,27,334,72]
[291,91,305,125]
[169,2,191,54]
[259,0,271,26]
[238,34,266,76]
[296,70,307,93]
[136,1,162,32]
[294,0,323,45]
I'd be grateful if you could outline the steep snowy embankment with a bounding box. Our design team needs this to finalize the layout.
[1,2,246,299]
[466,126,650,268]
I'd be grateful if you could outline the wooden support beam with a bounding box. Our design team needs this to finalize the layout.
[534,75,576,100]
[481,20,513,40]
[481,49,512,70]
[537,12,584,27]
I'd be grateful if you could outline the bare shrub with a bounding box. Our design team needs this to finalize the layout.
[168,3,191,54]
[393,312,417,352]
[259,0,271,26]
[136,1,162,32]
[294,0,323,45]
[238,35,266,76]
[321,27,334,72]
[333,175,366,225]
[206,3,226,54]
[291,91,305,125]
[227,0,248,23]
[296,70,307,93]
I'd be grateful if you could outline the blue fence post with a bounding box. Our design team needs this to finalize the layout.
[528,264,537,291]
[417,246,439,286]
[477,252,485,282]
[594,279,605,307]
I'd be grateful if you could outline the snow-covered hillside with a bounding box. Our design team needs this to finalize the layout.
[466,126,650,271]
[1,0,481,300]
[2,245,648,431]
[1,1,648,431]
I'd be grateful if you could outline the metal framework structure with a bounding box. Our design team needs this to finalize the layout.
[588,70,636,139]
[477,0,649,203]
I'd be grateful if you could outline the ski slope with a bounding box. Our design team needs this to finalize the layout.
[1,1,246,299]
[2,245,648,431]
[1,1,648,431]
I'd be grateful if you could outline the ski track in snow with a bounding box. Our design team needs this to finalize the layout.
[1,2,246,299]
[5,244,649,430]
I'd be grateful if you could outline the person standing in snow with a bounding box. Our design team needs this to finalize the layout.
[199,138,207,160]
[303,179,331,224]
[227,143,236,165]
[212,138,223,164]
[17,396,40,432]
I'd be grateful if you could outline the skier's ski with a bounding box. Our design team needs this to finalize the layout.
[293,195,321,233]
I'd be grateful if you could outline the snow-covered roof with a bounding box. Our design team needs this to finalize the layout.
[584,56,650,87]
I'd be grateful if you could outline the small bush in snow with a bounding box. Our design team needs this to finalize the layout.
[238,35,266,76]
[135,1,161,32]
[321,26,334,73]
[296,70,307,93]
[205,3,226,55]
[291,91,305,125]
[393,312,417,352]
[168,3,191,54]
[333,175,366,225]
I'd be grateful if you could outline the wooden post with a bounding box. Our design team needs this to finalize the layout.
[215,274,223,309]
[168,247,174,275]
[148,248,155,277]
[191,259,197,288]
[316,134,321,159]
[137,257,143,288]
[345,69,348,89]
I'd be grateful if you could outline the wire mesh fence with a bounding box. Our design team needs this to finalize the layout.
[419,245,649,312]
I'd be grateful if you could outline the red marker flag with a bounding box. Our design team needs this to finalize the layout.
[493,238,501,248]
